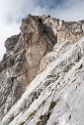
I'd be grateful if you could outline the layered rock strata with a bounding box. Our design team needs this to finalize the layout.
[0,15,84,125]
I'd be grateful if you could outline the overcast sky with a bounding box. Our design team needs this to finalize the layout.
[0,0,84,60]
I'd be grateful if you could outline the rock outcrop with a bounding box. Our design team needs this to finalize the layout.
[0,14,57,121]
[43,16,84,43]
[0,14,84,125]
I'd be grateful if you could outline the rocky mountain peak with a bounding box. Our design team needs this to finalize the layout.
[0,15,57,120]
[0,15,84,125]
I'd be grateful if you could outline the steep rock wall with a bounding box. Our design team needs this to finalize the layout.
[0,15,57,120]
[0,15,84,124]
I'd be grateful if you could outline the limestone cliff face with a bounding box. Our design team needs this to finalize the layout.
[0,14,57,120]
[0,15,84,125]
[42,16,84,43]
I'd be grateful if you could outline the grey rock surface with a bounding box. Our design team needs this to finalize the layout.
[0,15,84,125]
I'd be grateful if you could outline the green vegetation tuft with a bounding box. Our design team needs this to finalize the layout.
[36,113,51,125]
[78,64,83,69]
[19,121,25,125]
[49,101,56,110]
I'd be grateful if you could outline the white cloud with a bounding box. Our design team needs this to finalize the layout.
[0,23,20,60]
[0,0,84,60]
[53,0,84,21]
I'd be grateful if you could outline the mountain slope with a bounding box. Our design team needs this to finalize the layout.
[0,15,84,125]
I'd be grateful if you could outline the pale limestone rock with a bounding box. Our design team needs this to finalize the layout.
[0,15,56,121]
[0,15,84,125]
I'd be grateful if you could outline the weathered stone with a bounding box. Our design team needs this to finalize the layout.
[0,15,57,121]
[5,34,20,52]
[0,15,84,125]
